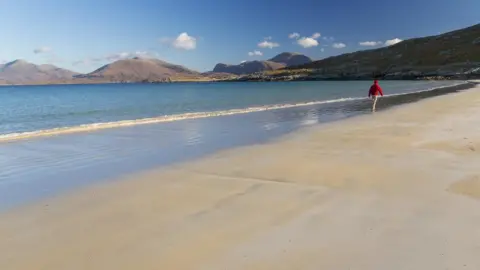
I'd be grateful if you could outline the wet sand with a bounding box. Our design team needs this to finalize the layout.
[1,84,480,270]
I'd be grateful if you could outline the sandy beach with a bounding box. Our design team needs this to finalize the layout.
[1,83,480,270]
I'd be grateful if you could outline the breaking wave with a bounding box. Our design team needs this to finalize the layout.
[0,81,470,143]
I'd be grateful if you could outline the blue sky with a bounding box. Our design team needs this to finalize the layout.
[0,0,478,73]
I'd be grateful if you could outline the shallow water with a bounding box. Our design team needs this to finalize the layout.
[0,81,472,211]
[0,81,460,139]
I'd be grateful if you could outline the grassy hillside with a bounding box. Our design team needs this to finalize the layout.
[286,24,480,79]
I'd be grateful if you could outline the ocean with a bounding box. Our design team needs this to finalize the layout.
[0,80,471,211]
[0,80,463,138]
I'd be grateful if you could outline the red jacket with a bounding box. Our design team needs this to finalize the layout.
[368,80,383,97]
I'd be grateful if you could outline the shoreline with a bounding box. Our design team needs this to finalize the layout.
[0,80,474,143]
[1,83,480,269]
[218,73,480,83]
[1,77,478,87]
[0,81,471,212]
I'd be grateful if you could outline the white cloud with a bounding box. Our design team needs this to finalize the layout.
[258,40,280,49]
[264,36,272,40]
[332,42,346,49]
[171,32,197,50]
[288,32,300,39]
[248,50,263,56]
[33,46,52,54]
[321,48,325,52]
[33,46,63,64]
[384,38,403,46]
[160,33,197,50]
[322,36,335,41]
[73,51,158,66]
[240,60,247,63]
[311,32,321,39]
[106,52,129,61]
[105,51,155,61]
[297,37,319,48]
[73,57,104,66]
[359,41,383,46]
[295,32,322,48]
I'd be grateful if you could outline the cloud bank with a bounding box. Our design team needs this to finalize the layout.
[73,51,158,66]
[258,40,279,49]
[359,41,383,46]
[33,47,52,54]
[248,50,263,56]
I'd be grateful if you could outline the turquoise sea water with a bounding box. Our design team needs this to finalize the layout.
[0,80,461,138]
[0,80,470,211]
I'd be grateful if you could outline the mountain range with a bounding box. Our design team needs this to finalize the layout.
[0,52,312,85]
[234,23,480,81]
[0,60,79,84]
[0,57,210,85]
[213,52,312,75]
[0,23,479,85]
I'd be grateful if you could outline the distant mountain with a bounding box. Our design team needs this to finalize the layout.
[0,60,79,84]
[213,61,285,75]
[3,24,478,85]
[287,24,480,78]
[79,57,202,82]
[212,52,312,75]
[269,52,313,67]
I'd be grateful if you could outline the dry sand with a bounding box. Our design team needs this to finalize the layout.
[1,84,480,270]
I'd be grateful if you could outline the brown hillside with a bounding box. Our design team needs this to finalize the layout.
[0,60,79,84]
[81,57,201,81]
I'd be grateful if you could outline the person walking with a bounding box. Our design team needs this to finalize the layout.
[368,79,384,112]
